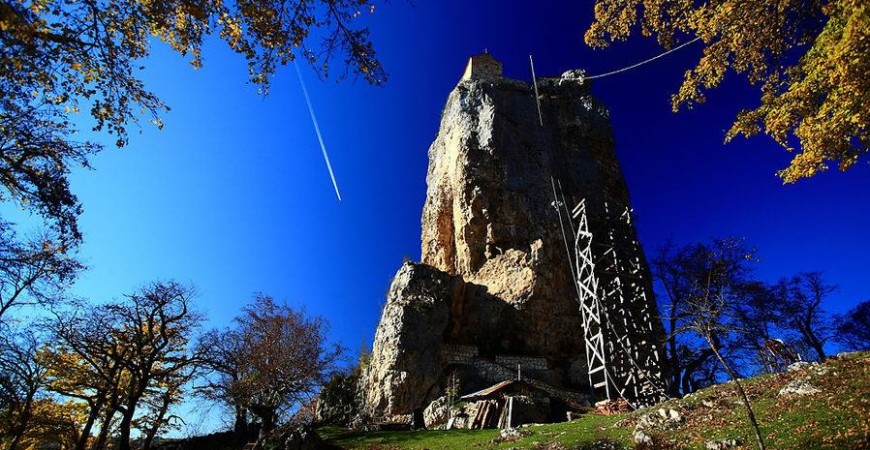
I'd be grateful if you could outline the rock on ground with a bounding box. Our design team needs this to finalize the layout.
[262,426,324,450]
[706,439,740,449]
[779,379,822,397]
[633,430,653,445]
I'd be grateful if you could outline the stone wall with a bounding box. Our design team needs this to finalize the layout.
[495,355,549,372]
[440,344,588,406]
[461,53,502,82]
[442,344,479,365]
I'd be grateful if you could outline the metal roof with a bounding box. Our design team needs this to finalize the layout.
[460,379,537,401]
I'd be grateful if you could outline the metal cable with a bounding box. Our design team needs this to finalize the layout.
[585,37,701,80]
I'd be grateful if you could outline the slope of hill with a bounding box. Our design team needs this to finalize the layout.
[322,351,870,449]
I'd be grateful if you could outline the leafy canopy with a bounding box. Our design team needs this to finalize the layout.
[198,294,341,435]
[586,0,869,183]
[0,0,385,242]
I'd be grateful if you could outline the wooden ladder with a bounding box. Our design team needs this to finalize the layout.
[242,443,257,450]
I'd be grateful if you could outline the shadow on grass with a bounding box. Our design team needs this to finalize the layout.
[319,426,499,449]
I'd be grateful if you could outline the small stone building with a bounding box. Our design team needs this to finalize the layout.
[460,52,502,82]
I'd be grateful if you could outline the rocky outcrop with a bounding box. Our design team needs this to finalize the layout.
[421,73,623,282]
[361,54,664,422]
[416,64,638,364]
[261,426,324,450]
[361,263,454,421]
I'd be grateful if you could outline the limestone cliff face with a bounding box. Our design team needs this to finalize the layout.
[362,263,454,419]
[361,57,656,421]
[419,73,629,359]
[421,77,625,279]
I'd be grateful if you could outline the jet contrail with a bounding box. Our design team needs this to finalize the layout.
[294,61,342,202]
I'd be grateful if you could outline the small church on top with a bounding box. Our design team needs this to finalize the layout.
[461,52,503,82]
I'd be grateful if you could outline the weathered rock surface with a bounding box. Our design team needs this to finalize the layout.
[633,430,653,445]
[635,407,683,431]
[497,427,530,442]
[706,439,740,450]
[594,399,633,416]
[361,263,453,420]
[787,361,817,372]
[423,396,450,428]
[262,426,324,450]
[778,378,821,397]
[419,69,623,361]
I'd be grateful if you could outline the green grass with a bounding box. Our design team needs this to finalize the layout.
[320,425,501,449]
[321,352,870,449]
[321,415,626,449]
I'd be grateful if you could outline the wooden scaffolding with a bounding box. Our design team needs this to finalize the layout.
[552,180,667,407]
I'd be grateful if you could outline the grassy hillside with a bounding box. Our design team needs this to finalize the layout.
[322,352,870,449]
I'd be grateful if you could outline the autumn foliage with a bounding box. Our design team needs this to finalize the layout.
[586,0,869,183]
[0,0,385,242]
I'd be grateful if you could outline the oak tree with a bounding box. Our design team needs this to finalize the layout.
[106,282,200,450]
[1,0,385,242]
[586,0,868,183]
[46,305,131,450]
[46,281,200,450]
[5,398,85,450]
[200,294,341,437]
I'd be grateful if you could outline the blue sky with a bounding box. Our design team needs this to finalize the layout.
[5,0,869,432]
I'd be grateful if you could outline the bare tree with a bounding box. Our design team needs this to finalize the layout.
[836,300,870,351]
[771,272,837,361]
[196,327,249,436]
[678,238,766,450]
[730,282,804,373]
[655,238,766,450]
[0,220,81,326]
[0,330,48,450]
[653,240,752,395]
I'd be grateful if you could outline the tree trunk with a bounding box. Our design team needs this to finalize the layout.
[667,336,681,396]
[806,330,827,361]
[8,423,26,450]
[234,404,249,436]
[142,391,173,450]
[256,408,276,441]
[117,392,143,450]
[117,375,149,450]
[681,348,714,394]
[75,397,103,450]
[118,409,134,450]
[8,431,24,450]
[93,394,119,450]
[8,389,37,450]
[667,300,681,397]
[708,337,766,450]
